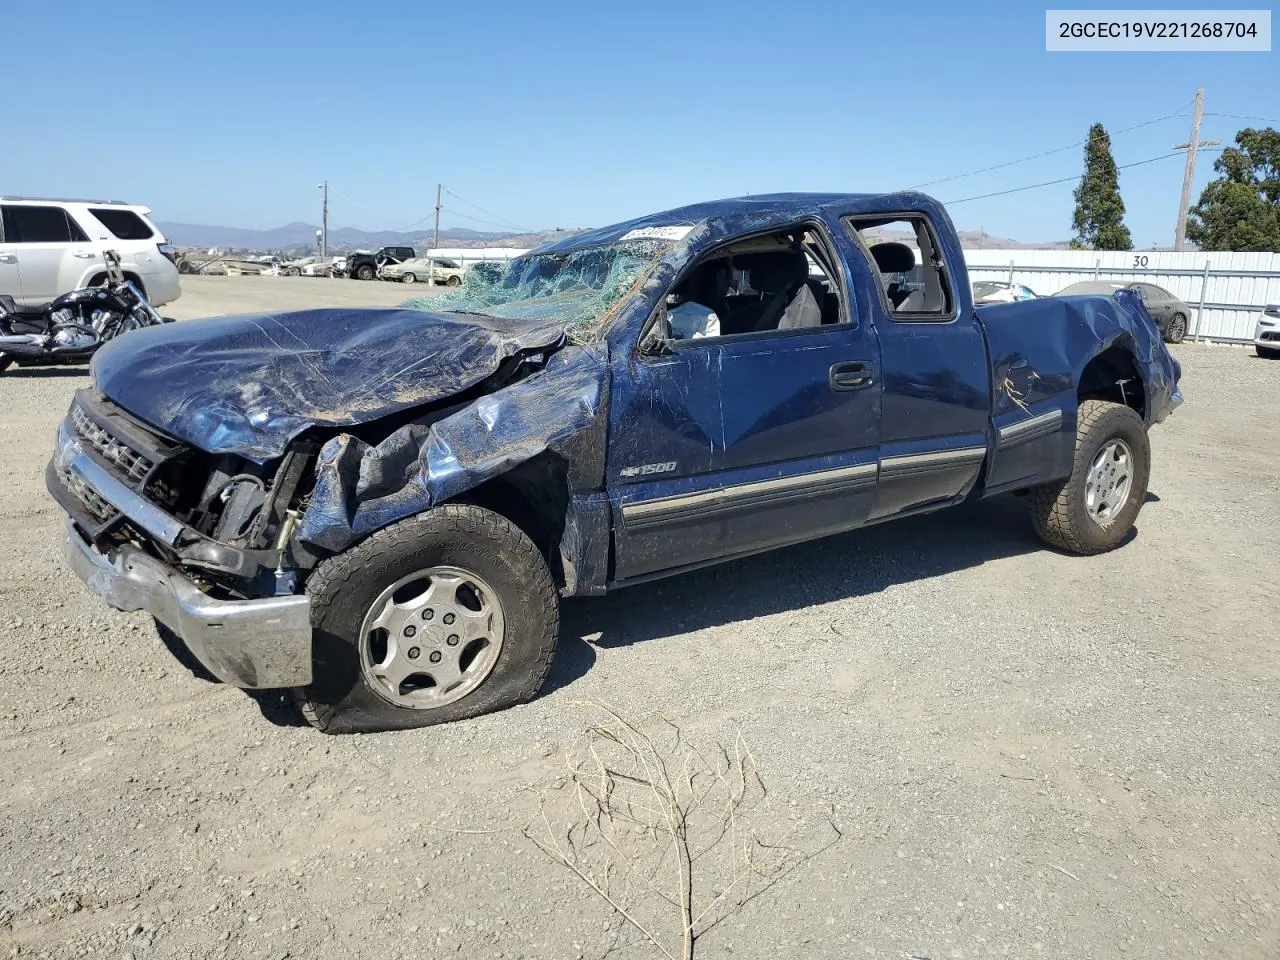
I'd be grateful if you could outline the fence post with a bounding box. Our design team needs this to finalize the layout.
[1007,259,1015,284]
[1194,259,1210,341]
[1094,258,1101,279]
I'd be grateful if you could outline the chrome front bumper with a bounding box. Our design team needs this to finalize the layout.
[51,406,313,689]
[61,529,313,690]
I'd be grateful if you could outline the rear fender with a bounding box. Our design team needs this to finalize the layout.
[975,289,1177,496]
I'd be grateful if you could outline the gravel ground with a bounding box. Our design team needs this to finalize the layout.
[162,275,433,321]
[0,281,1276,959]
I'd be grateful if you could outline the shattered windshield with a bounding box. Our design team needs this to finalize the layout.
[402,239,671,342]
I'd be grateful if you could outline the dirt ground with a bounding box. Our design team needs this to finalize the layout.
[0,278,1276,959]
[162,275,435,321]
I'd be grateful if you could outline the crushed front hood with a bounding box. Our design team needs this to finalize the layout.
[90,308,564,461]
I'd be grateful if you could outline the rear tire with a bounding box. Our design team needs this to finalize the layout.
[446,275,461,287]
[1029,399,1150,555]
[1257,345,1280,359]
[295,504,559,734]
[1164,313,1187,344]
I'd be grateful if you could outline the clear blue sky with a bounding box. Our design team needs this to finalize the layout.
[7,0,1276,246]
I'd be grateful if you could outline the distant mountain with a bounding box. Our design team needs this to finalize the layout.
[957,230,1072,250]
[161,220,1070,254]
[156,220,546,252]
[866,226,1071,250]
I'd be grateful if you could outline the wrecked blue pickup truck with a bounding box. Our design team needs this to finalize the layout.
[49,193,1182,733]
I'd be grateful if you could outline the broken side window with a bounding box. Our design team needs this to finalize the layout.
[847,216,955,321]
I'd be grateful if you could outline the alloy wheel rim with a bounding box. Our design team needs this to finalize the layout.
[358,565,506,709]
[1084,439,1133,526]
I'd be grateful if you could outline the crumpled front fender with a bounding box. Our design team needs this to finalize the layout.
[295,344,609,553]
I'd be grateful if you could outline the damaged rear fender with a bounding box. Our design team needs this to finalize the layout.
[294,345,611,570]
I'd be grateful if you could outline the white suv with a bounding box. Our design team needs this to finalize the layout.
[0,197,181,308]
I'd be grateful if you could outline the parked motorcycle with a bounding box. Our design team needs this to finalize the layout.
[0,250,172,374]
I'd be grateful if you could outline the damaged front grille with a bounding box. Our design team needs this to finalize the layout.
[56,462,115,523]
[71,404,153,482]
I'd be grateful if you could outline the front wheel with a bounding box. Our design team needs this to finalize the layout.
[295,504,559,734]
[356,265,375,281]
[1164,313,1187,344]
[1028,399,1151,555]
[1257,345,1280,359]
[401,273,417,283]
[446,274,461,287]
[0,354,11,374]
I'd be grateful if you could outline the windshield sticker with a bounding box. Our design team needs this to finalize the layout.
[618,225,694,243]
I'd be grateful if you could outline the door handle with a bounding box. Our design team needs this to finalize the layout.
[0,254,16,264]
[72,251,97,259]
[829,360,874,391]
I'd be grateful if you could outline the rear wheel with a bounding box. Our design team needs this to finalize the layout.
[1164,313,1187,344]
[1029,399,1150,555]
[295,504,559,734]
[446,274,461,287]
[285,267,301,277]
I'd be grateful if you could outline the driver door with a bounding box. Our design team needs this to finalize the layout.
[606,232,882,583]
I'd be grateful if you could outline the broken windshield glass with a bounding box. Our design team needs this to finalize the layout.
[402,239,671,342]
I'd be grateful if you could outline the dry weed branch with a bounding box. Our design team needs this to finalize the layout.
[523,703,842,960]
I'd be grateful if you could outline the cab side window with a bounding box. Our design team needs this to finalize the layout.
[658,225,846,344]
[1,205,89,244]
[845,216,955,322]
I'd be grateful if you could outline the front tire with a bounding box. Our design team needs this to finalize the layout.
[1164,313,1187,344]
[1029,399,1150,555]
[1257,345,1280,359]
[296,504,559,734]
[356,264,375,281]
[446,274,461,287]
[402,273,417,283]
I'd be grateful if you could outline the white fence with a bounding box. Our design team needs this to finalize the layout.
[424,246,530,267]
[964,248,1280,343]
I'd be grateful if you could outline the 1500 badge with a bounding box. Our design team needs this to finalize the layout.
[619,461,678,478]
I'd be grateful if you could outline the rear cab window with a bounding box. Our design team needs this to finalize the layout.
[845,216,956,322]
[88,207,156,240]
[1,205,89,243]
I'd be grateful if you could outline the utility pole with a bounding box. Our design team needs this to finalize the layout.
[433,183,442,250]
[318,181,329,259]
[1172,89,1220,251]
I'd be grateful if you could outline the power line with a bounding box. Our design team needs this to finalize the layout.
[908,105,1192,190]
[1204,111,1278,125]
[328,186,380,211]
[943,150,1198,205]
[442,188,529,232]
[441,208,527,232]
